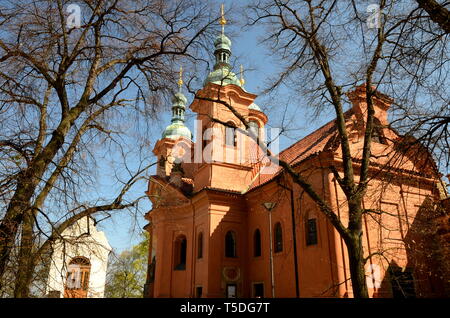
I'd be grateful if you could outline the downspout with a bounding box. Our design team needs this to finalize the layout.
[190,202,196,297]
[268,207,275,298]
[278,178,300,298]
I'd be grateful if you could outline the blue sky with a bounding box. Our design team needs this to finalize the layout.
[94,0,340,253]
[95,0,449,253]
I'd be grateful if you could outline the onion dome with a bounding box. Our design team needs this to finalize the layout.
[203,4,242,88]
[162,67,192,140]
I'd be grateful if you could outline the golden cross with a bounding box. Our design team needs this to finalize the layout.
[177,66,183,90]
[240,65,245,86]
[220,4,227,34]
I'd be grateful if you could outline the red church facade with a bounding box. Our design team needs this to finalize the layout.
[143,25,449,298]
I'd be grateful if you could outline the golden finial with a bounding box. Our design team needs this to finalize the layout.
[240,65,245,86]
[177,66,183,90]
[219,3,227,33]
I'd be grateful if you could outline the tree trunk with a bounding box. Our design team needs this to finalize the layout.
[0,119,72,286]
[13,210,35,298]
[346,233,369,298]
[415,0,450,33]
[0,178,35,290]
[13,265,33,298]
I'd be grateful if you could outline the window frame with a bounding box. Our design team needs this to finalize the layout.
[225,230,237,258]
[274,222,283,253]
[225,122,237,147]
[306,218,318,246]
[253,229,262,257]
[197,232,203,259]
[64,256,91,298]
[252,282,265,298]
[195,286,203,298]
[174,235,187,270]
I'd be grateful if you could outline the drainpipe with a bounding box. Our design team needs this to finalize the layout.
[190,202,196,298]
[268,208,275,298]
[262,202,277,298]
[278,180,300,298]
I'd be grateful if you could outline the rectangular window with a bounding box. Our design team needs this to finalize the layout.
[253,283,264,298]
[306,219,318,246]
[226,284,237,298]
[174,236,187,270]
[196,286,203,298]
[225,127,236,147]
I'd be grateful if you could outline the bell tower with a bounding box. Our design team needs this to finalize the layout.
[189,5,268,193]
[153,67,193,179]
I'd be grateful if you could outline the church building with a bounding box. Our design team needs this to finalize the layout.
[45,216,111,298]
[143,9,449,298]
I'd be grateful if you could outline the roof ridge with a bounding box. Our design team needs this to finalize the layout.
[278,108,353,158]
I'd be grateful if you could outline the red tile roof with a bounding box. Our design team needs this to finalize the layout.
[247,110,352,191]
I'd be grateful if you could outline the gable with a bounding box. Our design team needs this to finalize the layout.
[247,106,440,192]
[148,175,191,208]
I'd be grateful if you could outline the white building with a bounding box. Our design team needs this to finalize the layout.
[45,216,111,298]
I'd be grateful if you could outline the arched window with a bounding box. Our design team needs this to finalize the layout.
[274,222,283,253]
[174,235,187,270]
[197,232,203,259]
[64,256,91,298]
[225,231,237,258]
[306,218,318,246]
[254,229,262,257]
[248,120,260,144]
[225,122,237,147]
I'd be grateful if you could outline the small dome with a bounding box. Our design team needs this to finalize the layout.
[172,92,187,107]
[162,122,192,140]
[204,67,242,87]
[214,34,231,52]
[249,103,262,111]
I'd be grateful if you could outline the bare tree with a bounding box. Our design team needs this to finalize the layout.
[246,0,448,298]
[414,0,450,33]
[0,0,218,297]
[187,0,448,298]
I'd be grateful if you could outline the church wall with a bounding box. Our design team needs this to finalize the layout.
[152,206,194,298]
[329,162,443,297]
[245,161,339,298]
[290,160,339,297]
[209,163,253,193]
[247,183,299,297]
[206,191,248,297]
[146,51,448,298]
[192,194,212,297]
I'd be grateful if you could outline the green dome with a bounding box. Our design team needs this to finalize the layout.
[172,92,187,107]
[204,25,241,88]
[214,34,231,52]
[161,90,191,140]
[162,122,192,140]
[204,67,242,87]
